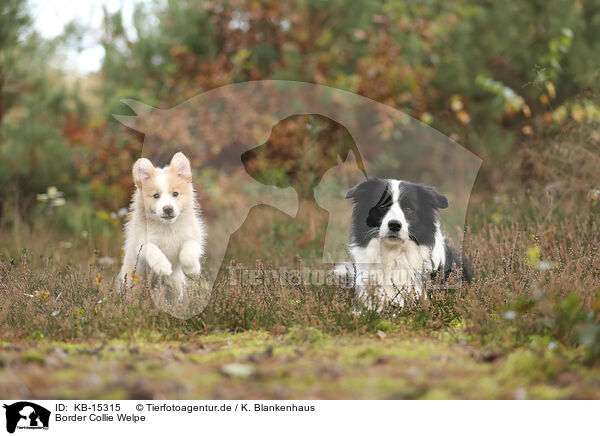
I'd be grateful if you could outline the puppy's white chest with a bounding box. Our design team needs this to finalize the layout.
[145,223,184,262]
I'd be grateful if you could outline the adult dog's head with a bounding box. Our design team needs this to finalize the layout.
[345,178,448,249]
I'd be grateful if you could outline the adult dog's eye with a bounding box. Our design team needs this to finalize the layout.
[404,207,413,214]
[172,192,179,197]
[378,205,387,210]
[153,193,160,199]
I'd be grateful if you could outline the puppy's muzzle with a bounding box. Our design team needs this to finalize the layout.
[161,205,175,220]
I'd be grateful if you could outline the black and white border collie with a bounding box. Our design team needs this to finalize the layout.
[341,178,471,306]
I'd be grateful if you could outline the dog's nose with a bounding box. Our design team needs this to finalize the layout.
[388,220,402,232]
[163,205,174,215]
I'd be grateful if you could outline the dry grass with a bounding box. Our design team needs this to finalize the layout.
[1,129,599,368]
[1,189,599,362]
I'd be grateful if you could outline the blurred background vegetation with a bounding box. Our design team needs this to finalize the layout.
[1,0,599,243]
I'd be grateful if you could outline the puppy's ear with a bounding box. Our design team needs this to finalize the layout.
[170,152,192,182]
[132,158,155,188]
[423,185,449,209]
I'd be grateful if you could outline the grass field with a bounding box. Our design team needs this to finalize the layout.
[1,131,600,400]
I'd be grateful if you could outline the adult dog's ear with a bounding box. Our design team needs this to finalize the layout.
[345,178,379,199]
[132,158,155,188]
[345,183,360,199]
[423,185,449,209]
[170,152,192,182]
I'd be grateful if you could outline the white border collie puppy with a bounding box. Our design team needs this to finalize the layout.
[119,152,206,299]
[343,178,471,306]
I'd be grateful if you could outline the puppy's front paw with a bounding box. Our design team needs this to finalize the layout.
[181,256,201,276]
[149,256,172,276]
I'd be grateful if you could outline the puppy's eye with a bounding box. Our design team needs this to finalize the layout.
[172,192,179,197]
[153,193,160,199]
[378,205,387,211]
[404,207,413,214]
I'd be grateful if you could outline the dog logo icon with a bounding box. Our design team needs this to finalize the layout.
[3,402,50,434]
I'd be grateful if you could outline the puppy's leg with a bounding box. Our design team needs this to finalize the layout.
[179,240,202,277]
[118,261,135,292]
[171,268,186,302]
[118,248,144,292]
[145,243,173,276]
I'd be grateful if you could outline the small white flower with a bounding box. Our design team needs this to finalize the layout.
[51,198,65,207]
[504,310,517,320]
[536,261,555,271]
[97,257,116,265]
[51,309,61,317]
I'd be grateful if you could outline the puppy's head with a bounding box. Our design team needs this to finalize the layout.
[133,152,193,224]
[346,178,448,248]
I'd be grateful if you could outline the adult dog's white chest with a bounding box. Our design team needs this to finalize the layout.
[349,236,443,303]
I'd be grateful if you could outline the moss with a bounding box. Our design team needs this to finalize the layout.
[51,369,78,383]
[184,346,263,364]
[373,377,412,394]
[498,349,560,383]
[50,342,80,352]
[470,377,501,398]
[285,327,329,344]
[271,345,296,359]
[0,333,595,399]
[336,339,447,365]
[21,349,45,363]
[421,388,453,400]
[375,321,398,332]
[185,354,204,364]
[27,331,45,341]
[334,376,370,393]
[527,385,571,399]
[197,331,271,346]
[118,330,165,342]
[90,390,129,400]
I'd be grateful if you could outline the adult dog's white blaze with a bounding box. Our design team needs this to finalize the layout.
[379,180,409,242]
